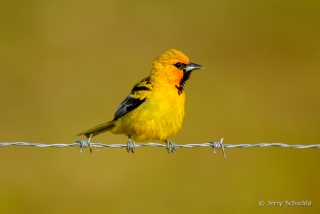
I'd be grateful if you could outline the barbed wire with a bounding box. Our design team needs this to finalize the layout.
[1,138,319,158]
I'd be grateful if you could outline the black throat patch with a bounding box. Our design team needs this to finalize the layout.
[175,70,192,95]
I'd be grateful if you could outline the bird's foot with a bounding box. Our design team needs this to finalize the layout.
[166,140,176,154]
[126,138,136,153]
[77,134,93,153]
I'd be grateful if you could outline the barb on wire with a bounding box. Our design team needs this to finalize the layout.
[1,139,319,158]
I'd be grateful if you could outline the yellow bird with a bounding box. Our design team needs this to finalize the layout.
[78,49,204,153]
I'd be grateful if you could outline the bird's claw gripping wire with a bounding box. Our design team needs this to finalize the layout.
[77,134,93,153]
[166,140,177,154]
[126,138,136,153]
[211,138,226,158]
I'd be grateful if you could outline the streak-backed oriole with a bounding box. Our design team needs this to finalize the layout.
[78,49,204,153]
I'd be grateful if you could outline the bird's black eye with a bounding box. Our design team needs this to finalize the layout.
[174,62,182,69]
[174,62,186,70]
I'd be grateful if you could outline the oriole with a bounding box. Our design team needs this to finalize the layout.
[78,49,204,153]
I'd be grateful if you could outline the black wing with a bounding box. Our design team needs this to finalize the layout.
[113,77,151,120]
[113,95,146,120]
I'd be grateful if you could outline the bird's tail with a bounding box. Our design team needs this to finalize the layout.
[77,120,116,138]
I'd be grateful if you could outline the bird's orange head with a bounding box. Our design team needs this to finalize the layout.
[151,49,204,93]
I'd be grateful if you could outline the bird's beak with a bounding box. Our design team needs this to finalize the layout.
[185,62,205,72]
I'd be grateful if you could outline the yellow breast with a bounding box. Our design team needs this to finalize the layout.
[111,84,185,142]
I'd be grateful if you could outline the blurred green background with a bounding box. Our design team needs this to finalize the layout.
[1,0,319,213]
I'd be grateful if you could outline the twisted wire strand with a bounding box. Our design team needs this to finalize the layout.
[1,140,319,158]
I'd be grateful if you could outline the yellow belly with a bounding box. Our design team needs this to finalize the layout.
[111,88,185,142]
